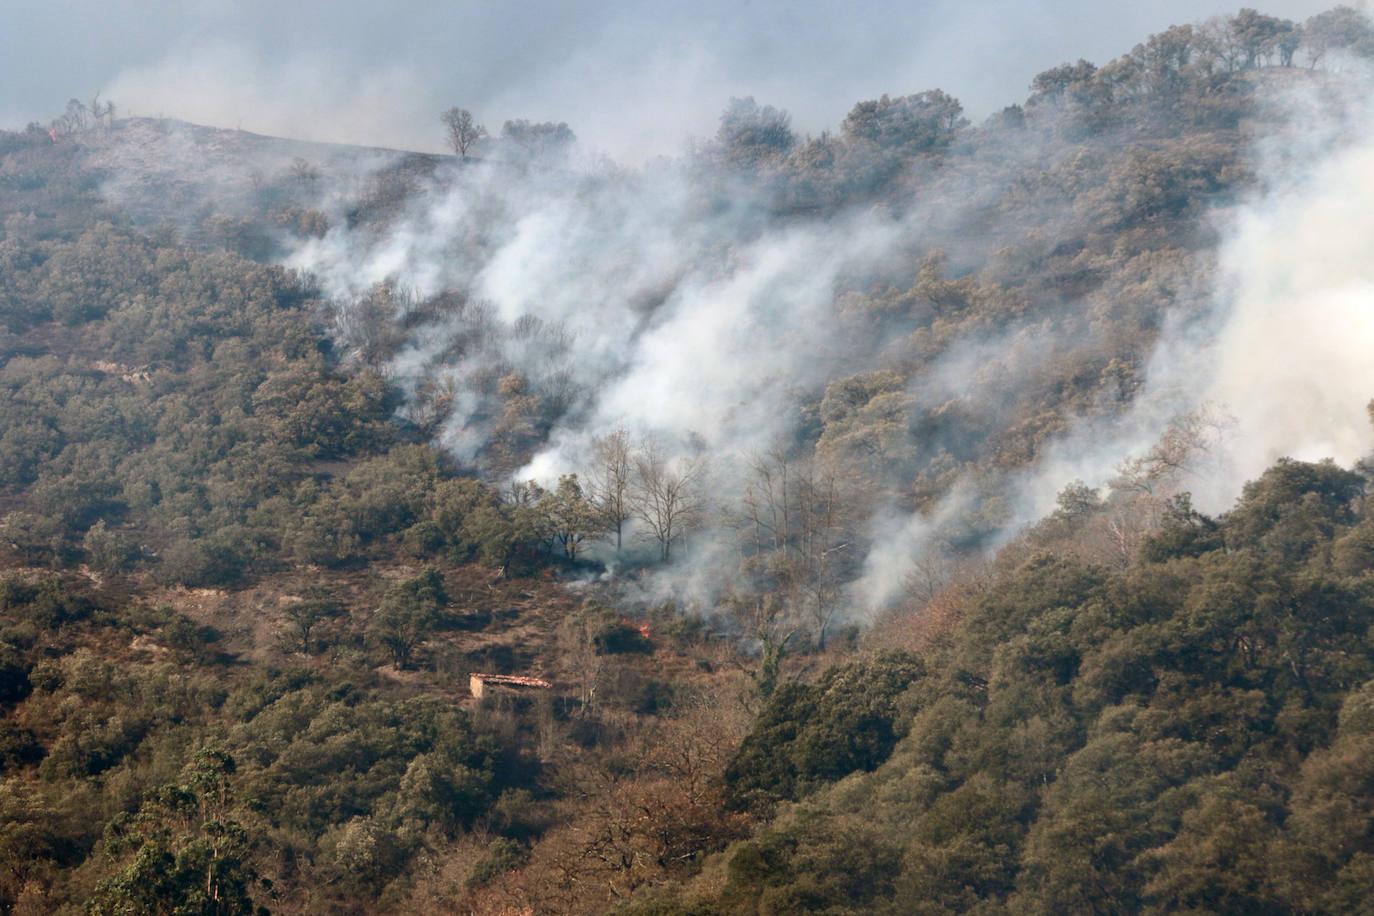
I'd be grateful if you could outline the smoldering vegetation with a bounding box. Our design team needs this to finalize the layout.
[44,7,1374,636]
[197,11,1369,626]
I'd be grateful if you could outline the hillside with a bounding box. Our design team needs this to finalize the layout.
[4,5,1374,913]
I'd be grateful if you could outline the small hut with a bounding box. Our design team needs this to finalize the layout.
[469,673,553,700]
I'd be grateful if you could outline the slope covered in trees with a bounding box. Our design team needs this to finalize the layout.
[2,5,1374,913]
[626,457,1374,913]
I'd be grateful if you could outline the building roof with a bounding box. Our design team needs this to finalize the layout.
[469,673,553,689]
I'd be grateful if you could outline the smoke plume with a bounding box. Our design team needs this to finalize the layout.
[264,46,1374,623]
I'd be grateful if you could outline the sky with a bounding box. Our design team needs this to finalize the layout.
[0,0,1341,161]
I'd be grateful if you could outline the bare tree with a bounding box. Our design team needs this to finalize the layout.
[52,94,116,135]
[905,539,956,603]
[333,283,414,368]
[726,594,803,705]
[632,438,706,562]
[1109,404,1234,497]
[792,459,852,650]
[738,451,854,650]
[742,447,792,556]
[88,92,114,127]
[587,428,635,553]
[440,106,487,159]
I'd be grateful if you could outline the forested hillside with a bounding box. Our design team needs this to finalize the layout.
[627,458,1374,913]
[3,6,1374,913]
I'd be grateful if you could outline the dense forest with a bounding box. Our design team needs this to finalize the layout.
[3,5,1374,913]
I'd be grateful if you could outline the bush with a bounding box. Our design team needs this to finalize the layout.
[594,621,653,655]
[725,651,924,810]
[466,837,528,887]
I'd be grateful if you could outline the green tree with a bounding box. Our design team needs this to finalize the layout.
[725,652,923,811]
[539,473,604,560]
[1228,8,1296,68]
[281,594,341,654]
[83,520,136,575]
[841,89,968,153]
[367,568,446,669]
[1221,457,1364,561]
[719,811,902,915]
[1303,6,1374,67]
[715,97,796,167]
[1142,793,1285,914]
[89,747,259,916]
[815,370,914,483]
[0,781,74,910]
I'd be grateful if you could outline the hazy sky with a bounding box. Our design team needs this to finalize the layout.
[0,0,1339,160]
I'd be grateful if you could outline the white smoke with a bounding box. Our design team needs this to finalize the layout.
[1002,75,1374,532]
[1202,135,1374,485]
[280,62,1374,621]
[292,151,912,474]
[850,74,1374,611]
